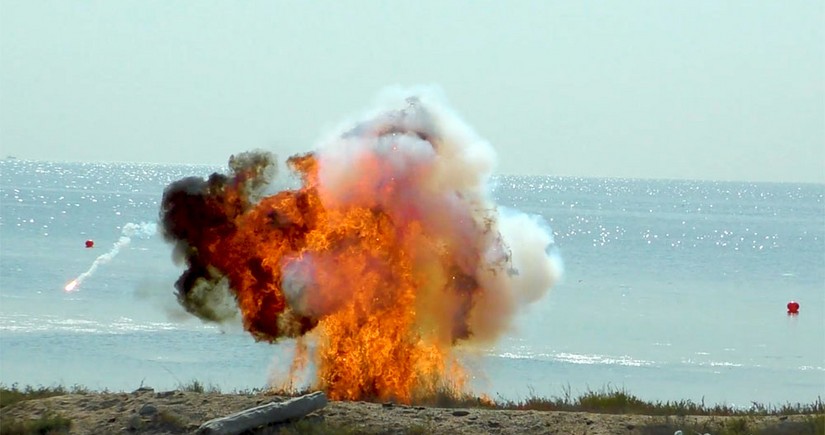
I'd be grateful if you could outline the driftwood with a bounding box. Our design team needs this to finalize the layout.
[197,391,328,435]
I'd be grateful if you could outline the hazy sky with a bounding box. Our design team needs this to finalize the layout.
[1,1,823,182]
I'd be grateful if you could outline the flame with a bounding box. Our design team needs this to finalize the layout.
[160,92,561,403]
[64,279,79,292]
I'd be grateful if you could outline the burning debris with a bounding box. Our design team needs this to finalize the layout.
[160,90,562,403]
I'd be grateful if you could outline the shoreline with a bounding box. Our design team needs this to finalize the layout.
[1,384,822,434]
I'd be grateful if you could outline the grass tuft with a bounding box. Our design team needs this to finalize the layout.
[155,409,190,433]
[0,383,88,409]
[509,386,823,416]
[0,411,72,435]
[176,379,221,394]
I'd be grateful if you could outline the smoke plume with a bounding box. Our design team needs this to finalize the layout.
[159,89,562,402]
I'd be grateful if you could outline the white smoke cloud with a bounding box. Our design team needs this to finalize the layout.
[300,87,562,343]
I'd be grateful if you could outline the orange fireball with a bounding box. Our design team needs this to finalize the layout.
[160,93,562,403]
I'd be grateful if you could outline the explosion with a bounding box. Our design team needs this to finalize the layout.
[160,90,562,403]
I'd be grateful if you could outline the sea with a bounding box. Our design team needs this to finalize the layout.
[1,159,823,407]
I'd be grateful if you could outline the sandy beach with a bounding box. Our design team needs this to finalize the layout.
[1,387,819,435]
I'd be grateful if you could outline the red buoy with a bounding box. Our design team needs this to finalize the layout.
[787,300,800,314]
[85,239,94,248]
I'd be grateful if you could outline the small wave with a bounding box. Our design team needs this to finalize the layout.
[0,315,194,334]
[497,352,533,360]
[798,365,825,372]
[681,358,744,368]
[496,351,654,367]
[553,352,654,367]
[708,361,743,367]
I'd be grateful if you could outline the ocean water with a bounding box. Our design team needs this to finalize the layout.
[1,160,823,407]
